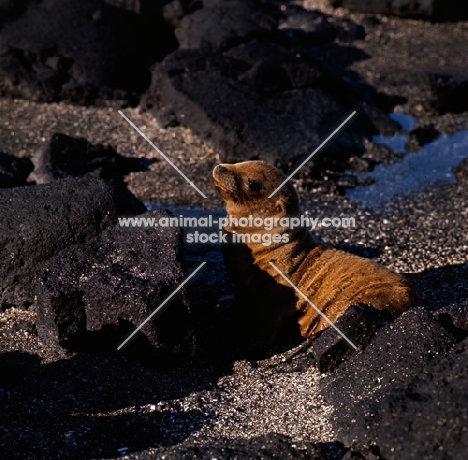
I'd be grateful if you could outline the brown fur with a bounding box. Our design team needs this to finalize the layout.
[212,160,420,343]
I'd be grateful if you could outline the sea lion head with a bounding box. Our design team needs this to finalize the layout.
[212,161,300,220]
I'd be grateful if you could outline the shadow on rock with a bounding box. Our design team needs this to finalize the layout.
[28,132,157,185]
[144,433,347,459]
[0,150,33,188]
[0,350,219,459]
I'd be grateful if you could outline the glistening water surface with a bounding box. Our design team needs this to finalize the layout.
[347,114,468,208]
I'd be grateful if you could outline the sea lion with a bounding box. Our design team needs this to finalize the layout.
[212,160,420,343]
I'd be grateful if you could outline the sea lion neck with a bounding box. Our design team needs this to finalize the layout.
[249,226,316,262]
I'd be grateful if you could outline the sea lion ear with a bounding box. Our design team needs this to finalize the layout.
[275,199,287,215]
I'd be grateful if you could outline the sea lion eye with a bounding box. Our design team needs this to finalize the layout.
[248,178,262,192]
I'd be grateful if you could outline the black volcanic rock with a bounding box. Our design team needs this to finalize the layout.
[306,304,395,373]
[162,0,187,28]
[0,177,146,309]
[321,307,459,453]
[35,210,195,365]
[333,17,365,42]
[329,0,468,21]
[278,5,364,48]
[372,337,468,459]
[0,0,175,104]
[405,125,439,152]
[358,101,401,136]
[144,40,367,168]
[278,7,338,46]
[28,133,152,184]
[174,0,276,52]
[425,74,468,114]
[0,150,33,188]
[434,301,468,335]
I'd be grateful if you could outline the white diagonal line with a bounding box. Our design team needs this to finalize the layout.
[117,262,206,350]
[268,261,357,350]
[268,111,357,198]
[118,110,207,198]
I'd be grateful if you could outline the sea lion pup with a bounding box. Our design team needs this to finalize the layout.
[212,160,420,344]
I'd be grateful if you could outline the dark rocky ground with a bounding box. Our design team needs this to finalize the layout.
[1,0,468,459]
